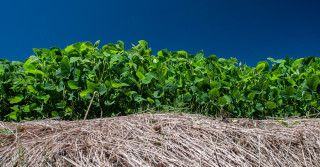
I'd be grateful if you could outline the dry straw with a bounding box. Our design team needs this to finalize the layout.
[1,112,320,167]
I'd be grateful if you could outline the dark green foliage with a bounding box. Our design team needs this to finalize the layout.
[0,40,319,121]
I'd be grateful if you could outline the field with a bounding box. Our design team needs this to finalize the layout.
[0,40,320,166]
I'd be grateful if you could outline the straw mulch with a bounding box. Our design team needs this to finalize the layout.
[0,112,320,167]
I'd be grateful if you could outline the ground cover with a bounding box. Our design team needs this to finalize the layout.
[1,112,319,166]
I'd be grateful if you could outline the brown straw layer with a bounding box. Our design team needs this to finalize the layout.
[1,112,320,167]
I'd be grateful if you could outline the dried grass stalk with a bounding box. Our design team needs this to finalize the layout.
[1,112,320,167]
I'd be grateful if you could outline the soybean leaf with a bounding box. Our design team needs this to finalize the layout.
[217,97,227,106]
[165,82,177,92]
[22,105,30,113]
[8,111,17,120]
[10,95,23,104]
[68,80,79,90]
[44,82,55,90]
[255,63,265,72]
[80,89,90,98]
[136,71,146,80]
[265,101,277,109]
[255,103,264,111]
[26,70,45,76]
[98,85,108,95]
[111,81,122,88]
[87,80,98,93]
[306,75,319,92]
[285,86,295,97]
[141,73,153,84]
[147,97,154,104]
[44,94,50,104]
[70,57,81,63]
[94,40,100,48]
[60,56,70,78]
[209,88,219,100]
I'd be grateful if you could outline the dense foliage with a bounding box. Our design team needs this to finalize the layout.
[0,40,319,121]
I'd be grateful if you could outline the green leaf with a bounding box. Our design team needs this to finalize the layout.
[257,61,269,71]
[201,93,209,103]
[183,93,192,102]
[194,77,204,83]
[177,50,188,58]
[217,97,227,106]
[60,56,70,78]
[68,80,79,90]
[153,91,162,98]
[138,40,148,49]
[98,85,108,95]
[302,91,311,100]
[111,81,122,88]
[255,103,264,111]
[8,111,17,120]
[165,82,178,92]
[224,95,232,104]
[24,105,30,113]
[102,44,119,52]
[255,63,265,72]
[147,97,154,104]
[105,80,111,88]
[110,54,122,65]
[87,80,98,93]
[65,107,73,113]
[136,71,146,80]
[80,89,90,98]
[141,73,153,84]
[133,95,145,103]
[285,86,295,97]
[80,42,93,53]
[306,75,319,92]
[194,50,204,63]
[65,42,81,53]
[276,120,289,127]
[10,95,23,104]
[94,40,100,48]
[265,101,277,109]
[44,94,50,104]
[247,93,255,100]
[70,57,81,63]
[159,63,167,77]
[221,80,231,87]
[23,57,38,70]
[56,80,65,92]
[209,88,219,100]
[51,111,60,117]
[10,107,20,112]
[44,82,55,90]
[267,57,285,64]
[311,101,317,107]
[26,70,45,76]
[27,85,37,93]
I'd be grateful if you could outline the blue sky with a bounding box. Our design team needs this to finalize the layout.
[1,0,319,66]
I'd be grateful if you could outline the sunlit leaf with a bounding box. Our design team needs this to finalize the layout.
[147,97,154,104]
[10,95,23,104]
[136,71,146,80]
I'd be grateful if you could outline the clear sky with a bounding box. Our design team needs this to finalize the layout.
[1,0,319,66]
